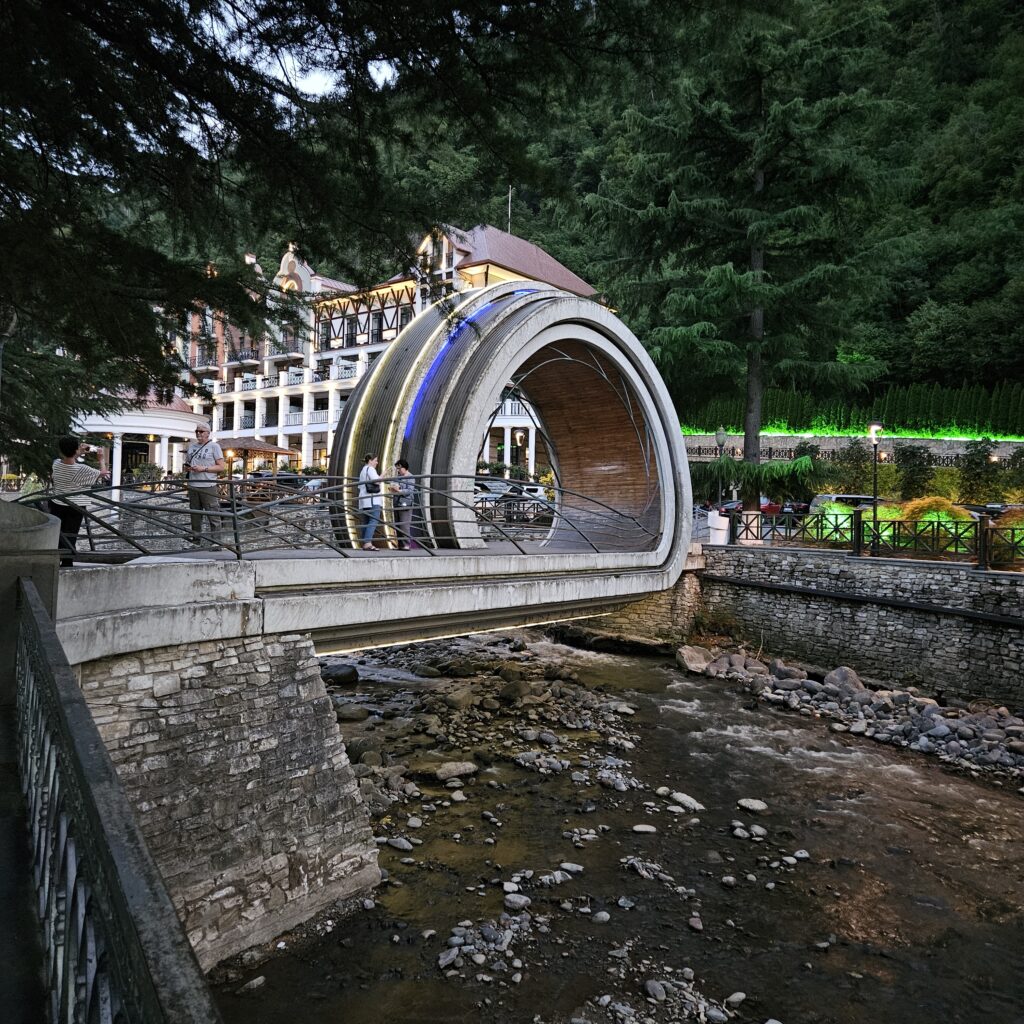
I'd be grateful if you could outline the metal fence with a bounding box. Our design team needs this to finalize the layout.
[19,474,661,560]
[15,579,222,1023]
[686,444,963,467]
[725,510,1024,570]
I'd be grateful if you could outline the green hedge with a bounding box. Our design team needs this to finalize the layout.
[687,382,1024,439]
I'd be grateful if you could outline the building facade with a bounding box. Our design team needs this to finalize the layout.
[181,226,594,477]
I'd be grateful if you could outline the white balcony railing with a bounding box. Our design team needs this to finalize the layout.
[284,412,303,426]
[308,409,329,424]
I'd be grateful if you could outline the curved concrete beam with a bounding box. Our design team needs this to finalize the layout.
[329,282,691,571]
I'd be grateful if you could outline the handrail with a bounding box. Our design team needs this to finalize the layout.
[15,579,222,1023]
[19,475,661,562]
[723,510,1024,570]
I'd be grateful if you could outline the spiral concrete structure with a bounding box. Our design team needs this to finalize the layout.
[329,281,691,572]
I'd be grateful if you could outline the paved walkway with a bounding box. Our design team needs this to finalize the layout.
[0,706,45,1023]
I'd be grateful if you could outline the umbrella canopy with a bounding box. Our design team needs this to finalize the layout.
[213,436,296,477]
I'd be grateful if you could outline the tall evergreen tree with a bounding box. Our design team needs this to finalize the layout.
[587,0,889,504]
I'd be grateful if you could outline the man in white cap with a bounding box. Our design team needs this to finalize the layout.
[183,422,225,543]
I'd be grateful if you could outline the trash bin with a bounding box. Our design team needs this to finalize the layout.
[708,510,729,545]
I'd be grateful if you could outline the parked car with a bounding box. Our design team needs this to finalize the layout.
[809,493,884,511]
[955,502,1013,520]
[779,499,810,516]
[718,496,782,515]
[475,478,546,500]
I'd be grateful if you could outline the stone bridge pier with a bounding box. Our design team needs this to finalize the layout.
[77,632,378,970]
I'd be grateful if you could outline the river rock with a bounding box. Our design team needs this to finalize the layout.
[737,798,768,813]
[387,837,413,851]
[504,893,532,911]
[438,947,460,969]
[321,661,359,685]
[643,979,667,1002]
[725,992,746,1007]
[632,824,658,833]
[332,701,370,721]
[444,687,475,710]
[823,666,864,692]
[593,911,610,923]
[670,791,705,812]
[676,645,714,673]
[436,761,478,781]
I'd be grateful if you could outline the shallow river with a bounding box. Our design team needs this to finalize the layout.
[214,635,1024,1024]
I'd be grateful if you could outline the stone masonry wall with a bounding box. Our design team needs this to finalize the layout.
[701,547,1024,708]
[78,633,379,970]
[578,572,703,642]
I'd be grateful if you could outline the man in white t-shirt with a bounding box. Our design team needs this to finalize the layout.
[184,423,225,543]
[49,435,109,566]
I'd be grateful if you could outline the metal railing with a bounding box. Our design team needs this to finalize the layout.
[725,510,1024,570]
[15,579,221,1023]
[686,444,965,467]
[18,476,661,561]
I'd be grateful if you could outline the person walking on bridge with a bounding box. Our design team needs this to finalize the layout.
[357,453,384,550]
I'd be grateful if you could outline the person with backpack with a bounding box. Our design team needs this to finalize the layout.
[357,453,384,550]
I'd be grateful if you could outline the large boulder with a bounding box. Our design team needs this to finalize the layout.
[676,645,714,674]
[320,660,359,685]
[823,666,864,693]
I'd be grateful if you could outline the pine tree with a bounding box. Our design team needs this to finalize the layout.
[587,0,889,504]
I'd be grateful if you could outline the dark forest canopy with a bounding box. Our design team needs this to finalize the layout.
[0,0,657,471]
[2,0,1022,471]
[494,0,1024,444]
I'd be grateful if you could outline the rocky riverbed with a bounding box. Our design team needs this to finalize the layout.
[212,630,1024,1024]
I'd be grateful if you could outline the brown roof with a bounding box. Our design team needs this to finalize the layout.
[360,225,594,297]
[315,273,357,293]
[141,392,195,414]
[449,224,594,297]
[212,436,294,455]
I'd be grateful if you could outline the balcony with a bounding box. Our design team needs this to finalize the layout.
[239,413,255,429]
[240,378,258,392]
[225,348,260,364]
[283,371,306,386]
[261,415,278,428]
[333,364,358,381]
[283,412,304,426]
[216,381,232,394]
[264,342,304,361]
[308,409,329,425]
[190,350,218,370]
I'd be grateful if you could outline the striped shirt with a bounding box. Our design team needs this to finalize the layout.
[51,459,103,495]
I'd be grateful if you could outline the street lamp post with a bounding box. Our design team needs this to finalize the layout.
[714,426,727,509]
[868,422,883,555]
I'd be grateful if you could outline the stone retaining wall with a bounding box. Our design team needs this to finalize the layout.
[580,572,703,642]
[78,633,379,969]
[701,547,1024,708]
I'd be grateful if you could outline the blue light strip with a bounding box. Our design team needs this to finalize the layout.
[404,290,537,441]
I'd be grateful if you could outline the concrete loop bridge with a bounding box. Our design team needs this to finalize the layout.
[33,282,694,653]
